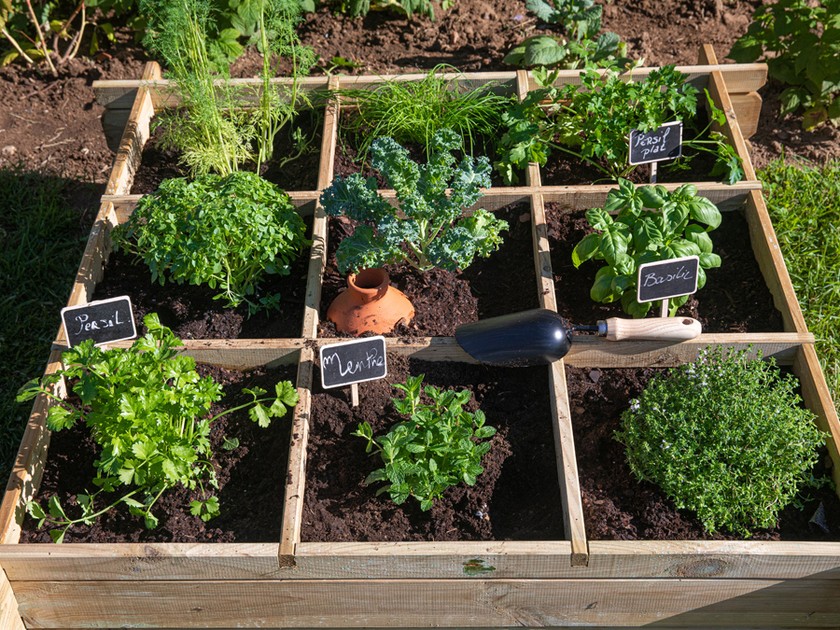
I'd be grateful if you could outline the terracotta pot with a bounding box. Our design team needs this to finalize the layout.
[327,268,415,335]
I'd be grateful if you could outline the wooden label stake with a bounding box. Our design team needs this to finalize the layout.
[319,337,388,408]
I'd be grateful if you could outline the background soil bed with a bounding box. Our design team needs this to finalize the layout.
[318,203,538,337]
[546,205,785,332]
[91,217,312,340]
[567,365,840,541]
[21,364,296,543]
[302,354,565,542]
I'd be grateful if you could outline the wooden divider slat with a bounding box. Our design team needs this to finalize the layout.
[729,92,763,139]
[0,569,24,630]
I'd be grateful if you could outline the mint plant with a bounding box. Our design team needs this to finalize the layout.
[615,347,827,536]
[571,179,722,318]
[729,0,839,130]
[113,172,308,314]
[496,66,743,184]
[17,314,299,542]
[320,128,508,274]
[353,375,496,511]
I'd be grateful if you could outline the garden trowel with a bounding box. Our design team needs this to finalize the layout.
[455,308,701,367]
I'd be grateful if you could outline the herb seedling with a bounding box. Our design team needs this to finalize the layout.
[616,347,827,536]
[113,172,308,314]
[571,179,721,317]
[17,314,299,542]
[353,375,496,511]
[496,66,743,184]
[320,128,508,274]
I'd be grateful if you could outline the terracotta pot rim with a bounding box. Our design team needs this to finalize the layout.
[348,268,390,299]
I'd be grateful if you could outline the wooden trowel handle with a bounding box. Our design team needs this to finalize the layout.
[601,317,702,342]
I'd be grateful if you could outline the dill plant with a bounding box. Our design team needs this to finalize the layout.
[337,65,508,162]
[615,347,826,537]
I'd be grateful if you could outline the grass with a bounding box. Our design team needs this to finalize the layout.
[759,157,840,412]
[337,65,509,161]
[0,167,94,484]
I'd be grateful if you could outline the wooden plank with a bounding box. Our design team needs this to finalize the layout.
[0,568,24,630]
[532,194,557,312]
[730,92,763,139]
[279,347,314,558]
[104,62,161,196]
[793,344,840,494]
[0,350,64,544]
[743,190,809,333]
[12,578,840,628]
[549,361,588,565]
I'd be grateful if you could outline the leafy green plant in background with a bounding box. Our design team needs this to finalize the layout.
[17,314,299,542]
[496,66,743,185]
[728,0,839,130]
[353,375,496,511]
[336,65,508,163]
[112,172,308,314]
[616,347,827,537]
[571,179,721,318]
[324,0,454,20]
[320,128,507,274]
[504,0,630,70]
[761,158,840,413]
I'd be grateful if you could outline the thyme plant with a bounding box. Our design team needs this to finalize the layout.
[615,347,827,536]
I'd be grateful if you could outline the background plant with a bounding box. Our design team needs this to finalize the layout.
[113,172,308,314]
[353,374,496,511]
[615,347,826,536]
[728,0,839,130]
[571,179,721,317]
[320,128,507,274]
[503,0,630,70]
[337,65,508,163]
[496,66,743,184]
[761,157,840,413]
[17,313,299,542]
[318,0,454,20]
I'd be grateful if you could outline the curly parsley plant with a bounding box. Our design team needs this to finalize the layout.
[615,347,826,537]
[320,128,508,274]
[113,172,308,315]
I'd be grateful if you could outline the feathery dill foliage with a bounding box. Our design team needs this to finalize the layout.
[760,158,840,412]
[338,65,508,161]
[141,0,314,177]
[616,347,826,537]
[141,0,251,177]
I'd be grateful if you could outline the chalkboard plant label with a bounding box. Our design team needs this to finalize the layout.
[629,121,683,165]
[637,255,700,303]
[320,336,388,390]
[61,296,137,347]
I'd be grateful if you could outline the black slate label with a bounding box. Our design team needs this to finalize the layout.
[629,121,683,165]
[637,255,700,303]
[320,336,388,389]
[61,296,137,347]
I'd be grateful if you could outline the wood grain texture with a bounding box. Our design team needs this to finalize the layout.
[729,93,763,139]
[0,568,24,630]
[12,578,840,628]
[104,62,161,196]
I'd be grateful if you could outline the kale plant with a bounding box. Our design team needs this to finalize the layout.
[353,375,496,511]
[17,314,299,542]
[320,128,508,274]
[571,179,722,318]
[496,66,743,184]
[729,0,839,130]
[113,172,308,314]
[615,347,827,537]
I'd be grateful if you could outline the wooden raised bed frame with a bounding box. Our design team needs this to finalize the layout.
[1,46,839,628]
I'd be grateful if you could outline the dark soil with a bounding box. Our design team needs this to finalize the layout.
[20,364,296,543]
[546,205,785,332]
[566,365,840,541]
[90,219,313,340]
[302,354,565,542]
[318,202,538,337]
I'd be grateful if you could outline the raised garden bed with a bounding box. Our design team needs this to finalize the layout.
[1,48,839,628]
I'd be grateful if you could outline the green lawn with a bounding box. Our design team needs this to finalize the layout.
[759,158,840,412]
[0,168,94,483]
